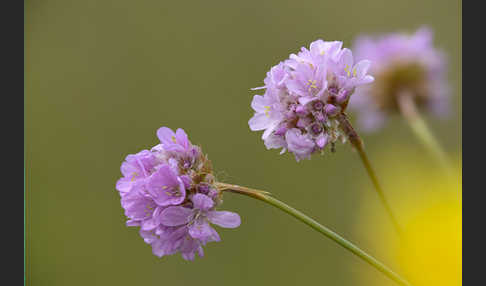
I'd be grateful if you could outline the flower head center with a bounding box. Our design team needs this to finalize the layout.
[162,185,181,197]
[307,79,318,91]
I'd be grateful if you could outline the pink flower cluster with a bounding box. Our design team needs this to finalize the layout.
[116,127,240,260]
[249,40,374,161]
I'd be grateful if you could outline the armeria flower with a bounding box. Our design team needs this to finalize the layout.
[348,27,450,131]
[115,127,241,260]
[249,39,374,161]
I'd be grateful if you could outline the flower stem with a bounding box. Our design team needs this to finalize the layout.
[215,182,412,286]
[336,113,403,236]
[397,91,454,176]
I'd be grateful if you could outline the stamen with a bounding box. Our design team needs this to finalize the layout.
[264,106,271,117]
[130,172,138,181]
[307,79,318,91]
[344,65,351,77]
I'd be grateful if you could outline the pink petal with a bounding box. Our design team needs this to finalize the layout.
[159,206,193,226]
[207,211,241,228]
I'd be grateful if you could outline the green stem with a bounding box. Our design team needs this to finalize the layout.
[216,182,412,286]
[336,113,403,236]
[397,91,454,176]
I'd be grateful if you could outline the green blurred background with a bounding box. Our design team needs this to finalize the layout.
[25,0,461,285]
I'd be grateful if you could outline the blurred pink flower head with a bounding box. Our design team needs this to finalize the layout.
[348,27,450,131]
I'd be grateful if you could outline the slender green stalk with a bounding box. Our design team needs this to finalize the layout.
[397,92,454,176]
[216,182,412,286]
[336,113,403,236]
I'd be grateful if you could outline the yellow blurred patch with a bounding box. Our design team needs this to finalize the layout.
[354,148,461,286]
[397,195,462,286]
